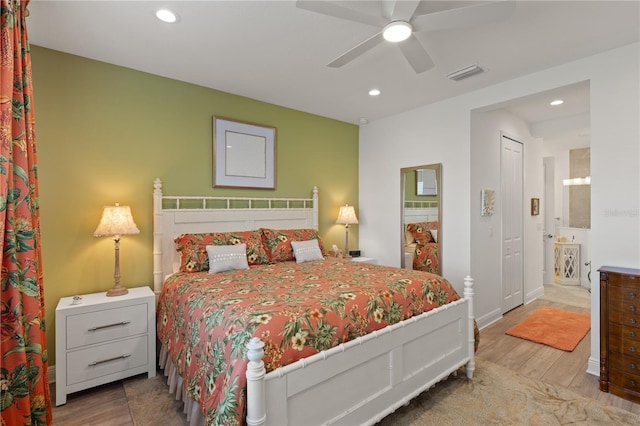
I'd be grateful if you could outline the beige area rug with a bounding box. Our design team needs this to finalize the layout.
[124,359,640,426]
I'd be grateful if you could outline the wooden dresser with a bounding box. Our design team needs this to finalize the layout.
[599,266,640,403]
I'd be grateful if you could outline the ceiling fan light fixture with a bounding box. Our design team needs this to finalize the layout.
[446,64,485,81]
[382,21,412,42]
[156,9,178,23]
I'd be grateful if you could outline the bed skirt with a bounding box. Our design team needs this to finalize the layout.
[159,344,205,426]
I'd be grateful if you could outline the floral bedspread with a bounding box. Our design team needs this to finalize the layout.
[157,258,466,425]
[413,242,439,274]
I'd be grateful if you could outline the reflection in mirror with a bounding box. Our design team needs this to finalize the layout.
[564,147,590,229]
[416,169,437,196]
[401,164,442,276]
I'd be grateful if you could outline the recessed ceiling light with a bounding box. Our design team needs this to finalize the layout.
[368,89,381,96]
[156,9,178,23]
[359,118,369,125]
[550,99,564,106]
[383,21,412,42]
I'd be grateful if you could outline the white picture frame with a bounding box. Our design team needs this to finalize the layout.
[213,116,276,189]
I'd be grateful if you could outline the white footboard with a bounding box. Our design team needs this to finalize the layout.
[246,276,475,425]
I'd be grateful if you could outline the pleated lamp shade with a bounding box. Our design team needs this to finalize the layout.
[94,203,140,237]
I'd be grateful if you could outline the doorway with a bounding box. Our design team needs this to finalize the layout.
[543,157,556,285]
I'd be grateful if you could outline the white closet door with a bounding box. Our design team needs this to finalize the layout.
[501,135,524,313]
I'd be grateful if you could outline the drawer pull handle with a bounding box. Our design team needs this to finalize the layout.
[631,331,637,337]
[630,318,637,325]
[88,353,131,367]
[631,347,637,353]
[631,363,637,370]
[88,321,131,331]
[630,293,637,299]
[631,380,637,387]
[632,306,637,312]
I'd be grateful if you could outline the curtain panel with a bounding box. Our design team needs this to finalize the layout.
[1,0,52,424]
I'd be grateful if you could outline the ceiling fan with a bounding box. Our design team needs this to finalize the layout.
[296,0,515,73]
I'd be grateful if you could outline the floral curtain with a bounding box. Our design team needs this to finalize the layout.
[1,0,52,424]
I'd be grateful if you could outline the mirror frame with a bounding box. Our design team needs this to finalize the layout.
[401,163,442,275]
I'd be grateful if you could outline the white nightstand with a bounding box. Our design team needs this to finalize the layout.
[55,286,156,406]
[351,256,377,265]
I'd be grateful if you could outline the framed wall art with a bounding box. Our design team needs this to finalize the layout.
[213,116,276,189]
[531,198,540,216]
[481,189,495,216]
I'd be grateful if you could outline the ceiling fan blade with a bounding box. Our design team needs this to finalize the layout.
[381,0,421,21]
[327,32,384,68]
[397,34,435,74]
[411,1,516,33]
[296,0,385,28]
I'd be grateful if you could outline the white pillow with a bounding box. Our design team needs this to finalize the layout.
[206,244,249,273]
[404,228,415,245]
[291,239,324,263]
[430,229,438,243]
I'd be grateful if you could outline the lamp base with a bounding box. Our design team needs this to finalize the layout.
[106,285,128,297]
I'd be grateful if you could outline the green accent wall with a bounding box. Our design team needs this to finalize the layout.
[30,46,359,367]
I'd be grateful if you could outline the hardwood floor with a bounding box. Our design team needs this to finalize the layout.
[51,284,640,424]
[476,284,640,415]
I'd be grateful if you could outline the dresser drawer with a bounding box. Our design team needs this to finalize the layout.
[66,334,148,385]
[608,309,640,329]
[609,284,640,301]
[609,368,640,393]
[66,303,148,349]
[610,352,640,376]
[608,273,640,288]
[609,322,640,342]
[609,335,640,357]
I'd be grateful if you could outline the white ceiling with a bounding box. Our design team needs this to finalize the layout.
[27,1,639,130]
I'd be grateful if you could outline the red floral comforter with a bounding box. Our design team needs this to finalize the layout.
[413,242,439,273]
[157,258,464,425]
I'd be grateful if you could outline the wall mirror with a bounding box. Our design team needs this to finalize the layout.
[401,164,442,275]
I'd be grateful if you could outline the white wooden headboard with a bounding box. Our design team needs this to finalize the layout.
[403,202,439,224]
[152,178,318,295]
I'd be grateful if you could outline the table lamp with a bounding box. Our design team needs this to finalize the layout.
[94,203,140,296]
[336,204,358,258]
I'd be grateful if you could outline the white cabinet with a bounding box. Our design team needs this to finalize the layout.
[554,243,580,285]
[55,286,156,406]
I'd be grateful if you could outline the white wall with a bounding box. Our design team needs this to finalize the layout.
[359,43,639,376]
[470,109,544,328]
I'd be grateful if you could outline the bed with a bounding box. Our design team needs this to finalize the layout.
[152,179,475,425]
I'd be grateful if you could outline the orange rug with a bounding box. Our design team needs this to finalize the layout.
[505,306,590,351]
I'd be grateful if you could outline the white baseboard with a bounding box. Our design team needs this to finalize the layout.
[587,356,600,377]
[477,307,502,330]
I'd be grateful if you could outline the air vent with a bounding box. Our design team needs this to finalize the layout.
[446,64,485,81]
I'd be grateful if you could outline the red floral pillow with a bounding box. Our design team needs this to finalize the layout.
[260,228,326,263]
[175,230,269,272]
[223,231,270,266]
[174,232,227,272]
[405,222,434,245]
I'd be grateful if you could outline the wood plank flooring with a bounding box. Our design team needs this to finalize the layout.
[476,284,640,415]
[51,284,640,424]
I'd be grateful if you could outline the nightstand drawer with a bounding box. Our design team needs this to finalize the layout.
[66,335,148,385]
[66,303,148,349]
